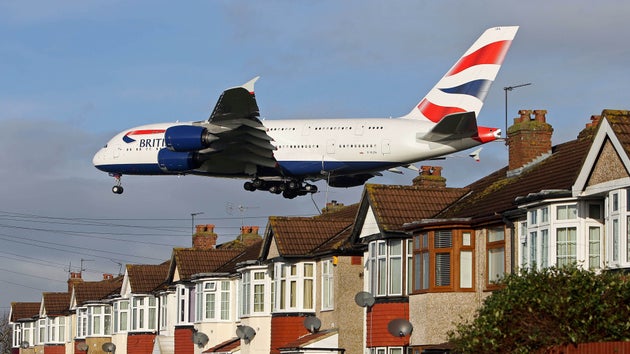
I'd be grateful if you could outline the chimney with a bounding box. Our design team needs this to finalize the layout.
[323,200,345,214]
[239,225,262,246]
[193,224,218,250]
[103,273,114,280]
[507,109,553,173]
[412,165,446,188]
[68,272,84,292]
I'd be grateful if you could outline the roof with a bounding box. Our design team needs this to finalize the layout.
[73,276,123,306]
[126,261,170,293]
[360,183,470,232]
[266,217,353,257]
[438,138,592,221]
[278,328,338,351]
[169,248,243,281]
[203,337,240,353]
[42,292,70,316]
[10,302,40,322]
[217,239,264,272]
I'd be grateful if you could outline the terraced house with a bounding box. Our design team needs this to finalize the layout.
[10,109,630,353]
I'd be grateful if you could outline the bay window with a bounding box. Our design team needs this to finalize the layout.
[413,229,474,293]
[368,239,410,296]
[131,296,157,331]
[487,227,505,286]
[47,316,66,343]
[113,300,129,332]
[76,308,88,338]
[274,262,315,312]
[195,280,231,322]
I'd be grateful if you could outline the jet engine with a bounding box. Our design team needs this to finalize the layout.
[157,149,201,172]
[164,125,217,152]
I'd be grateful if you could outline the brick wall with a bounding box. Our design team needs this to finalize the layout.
[270,314,310,354]
[366,301,410,348]
[127,332,156,354]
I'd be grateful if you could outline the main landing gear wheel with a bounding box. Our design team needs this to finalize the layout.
[242,178,318,198]
[110,173,124,194]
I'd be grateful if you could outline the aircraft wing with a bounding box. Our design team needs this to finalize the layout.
[202,77,278,170]
[417,111,478,142]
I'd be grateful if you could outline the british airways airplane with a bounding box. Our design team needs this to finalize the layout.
[94,26,518,198]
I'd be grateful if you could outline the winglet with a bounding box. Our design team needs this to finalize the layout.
[240,76,260,94]
[469,148,482,162]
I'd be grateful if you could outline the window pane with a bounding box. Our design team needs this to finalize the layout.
[488,248,505,283]
[435,253,451,286]
[422,252,429,290]
[460,251,472,288]
[613,219,619,262]
[434,231,452,248]
[557,227,577,266]
[541,229,549,268]
[389,256,402,294]
[589,226,601,270]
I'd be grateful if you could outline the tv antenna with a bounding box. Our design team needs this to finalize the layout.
[226,202,258,228]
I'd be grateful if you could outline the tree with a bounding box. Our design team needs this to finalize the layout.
[448,265,630,353]
[0,310,11,354]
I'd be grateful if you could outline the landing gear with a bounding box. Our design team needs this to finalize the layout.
[110,173,124,194]
[242,178,318,198]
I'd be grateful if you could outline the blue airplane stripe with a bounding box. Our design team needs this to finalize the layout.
[439,79,492,100]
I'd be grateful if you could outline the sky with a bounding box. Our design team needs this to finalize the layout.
[1,0,629,310]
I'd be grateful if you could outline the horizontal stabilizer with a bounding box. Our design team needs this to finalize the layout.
[387,168,404,174]
[417,111,478,142]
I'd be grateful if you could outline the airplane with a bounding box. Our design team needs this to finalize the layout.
[93,26,518,199]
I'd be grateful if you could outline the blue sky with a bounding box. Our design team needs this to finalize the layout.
[1,1,629,308]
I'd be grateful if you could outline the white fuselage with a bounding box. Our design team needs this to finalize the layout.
[93,116,484,181]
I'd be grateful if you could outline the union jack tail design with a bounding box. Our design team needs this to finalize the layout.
[404,26,519,122]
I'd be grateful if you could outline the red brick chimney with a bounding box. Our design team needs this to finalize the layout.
[507,109,553,173]
[193,224,218,250]
[239,225,262,246]
[412,165,446,188]
[68,272,84,292]
[323,200,345,214]
[103,273,114,280]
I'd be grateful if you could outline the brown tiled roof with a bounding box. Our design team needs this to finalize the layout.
[437,137,592,220]
[74,276,123,306]
[10,302,40,322]
[42,292,70,316]
[316,203,359,220]
[268,217,353,257]
[171,248,243,280]
[605,110,630,155]
[127,261,170,293]
[364,184,469,231]
[278,328,338,350]
[203,337,240,353]
[216,239,264,273]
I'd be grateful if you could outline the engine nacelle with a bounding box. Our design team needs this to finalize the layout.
[157,149,201,172]
[164,125,216,152]
[327,174,375,188]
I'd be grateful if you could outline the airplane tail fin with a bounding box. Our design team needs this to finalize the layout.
[403,26,519,122]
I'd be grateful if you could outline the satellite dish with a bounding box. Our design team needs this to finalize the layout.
[304,316,321,333]
[20,341,29,349]
[354,291,375,307]
[76,342,88,351]
[236,325,256,342]
[387,318,413,337]
[191,331,209,348]
[102,342,116,353]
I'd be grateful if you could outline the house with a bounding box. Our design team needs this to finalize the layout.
[9,301,40,352]
[403,109,630,352]
[259,202,364,354]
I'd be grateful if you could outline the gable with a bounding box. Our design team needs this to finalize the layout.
[267,236,280,259]
[586,138,630,187]
[359,205,380,238]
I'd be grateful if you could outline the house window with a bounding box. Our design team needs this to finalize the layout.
[556,204,577,220]
[76,308,88,338]
[22,322,33,347]
[556,227,577,267]
[541,207,549,223]
[113,300,129,332]
[89,305,111,336]
[131,296,157,331]
[589,226,601,269]
[274,262,315,312]
[487,227,505,285]
[240,273,251,316]
[38,318,45,344]
[368,239,409,296]
[253,271,266,313]
[177,286,192,324]
[159,295,168,330]
[321,259,334,311]
[413,229,474,293]
[12,323,21,348]
[196,280,231,321]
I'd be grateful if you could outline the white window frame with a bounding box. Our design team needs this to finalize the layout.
[176,285,192,325]
[321,259,334,311]
[367,239,409,297]
[195,279,232,322]
[273,262,316,312]
[46,316,66,343]
[113,299,129,333]
[130,296,157,331]
[76,308,88,338]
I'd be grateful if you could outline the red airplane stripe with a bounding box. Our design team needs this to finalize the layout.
[447,40,511,76]
[417,99,466,123]
[126,129,165,136]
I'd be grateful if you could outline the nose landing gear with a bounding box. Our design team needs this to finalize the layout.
[110,173,124,194]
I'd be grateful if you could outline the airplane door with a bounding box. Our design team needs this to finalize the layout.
[327,140,336,154]
[382,140,391,154]
[302,124,312,136]
[114,146,121,159]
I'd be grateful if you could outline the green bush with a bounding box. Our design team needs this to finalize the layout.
[447,265,630,353]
